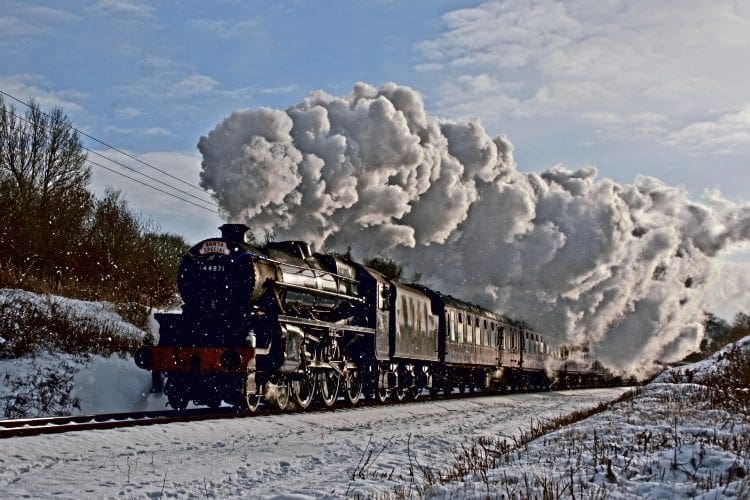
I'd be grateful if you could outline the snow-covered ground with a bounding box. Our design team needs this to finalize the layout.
[0,352,168,418]
[0,387,632,498]
[2,287,749,498]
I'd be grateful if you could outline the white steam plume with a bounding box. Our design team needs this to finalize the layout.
[198,82,750,378]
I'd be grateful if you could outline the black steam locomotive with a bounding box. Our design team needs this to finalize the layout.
[135,224,603,411]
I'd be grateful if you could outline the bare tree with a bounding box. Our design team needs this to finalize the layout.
[0,97,92,277]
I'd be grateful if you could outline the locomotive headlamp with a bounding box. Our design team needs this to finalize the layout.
[220,349,242,371]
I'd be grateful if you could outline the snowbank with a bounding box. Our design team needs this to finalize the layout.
[0,288,161,418]
[654,335,750,384]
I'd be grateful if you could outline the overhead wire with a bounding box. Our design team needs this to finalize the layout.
[0,88,220,213]
[86,158,218,213]
[6,108,218,209]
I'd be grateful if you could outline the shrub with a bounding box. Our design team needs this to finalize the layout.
[0,290,144,359]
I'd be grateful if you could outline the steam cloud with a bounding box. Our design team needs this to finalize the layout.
[198,82,750,378]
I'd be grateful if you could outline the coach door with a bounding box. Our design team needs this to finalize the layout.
[375,282,390,359]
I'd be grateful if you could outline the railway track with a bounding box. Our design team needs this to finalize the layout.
[0,386,614,439]
[0,407,241,439]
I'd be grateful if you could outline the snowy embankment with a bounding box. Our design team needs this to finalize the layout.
[427,340,750,499]
[0,288,164,418]
[0,387,632,498]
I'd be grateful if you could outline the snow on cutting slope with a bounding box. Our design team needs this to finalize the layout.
[0,288,164,418]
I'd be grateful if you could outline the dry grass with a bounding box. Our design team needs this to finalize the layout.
[388,348,750,499]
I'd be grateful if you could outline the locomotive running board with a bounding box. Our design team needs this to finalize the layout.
[274,282,366,303]
[277,315,375,335]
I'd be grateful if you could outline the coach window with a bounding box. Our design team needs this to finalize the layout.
[410,298,417,335]
[452,311,457,342]
[414,300,427,335]
[464,314,470,344]
[457,312,463,343]
[401,296,408,332]
[448,312,455,342]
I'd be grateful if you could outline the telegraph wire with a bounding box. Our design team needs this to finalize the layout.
[85,148,217,207]
[0,89,218,213]
[6,108,219,209]
[0,88,210,195]
[86,158,219,213]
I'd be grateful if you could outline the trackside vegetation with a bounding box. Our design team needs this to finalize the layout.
[0,97,188,308]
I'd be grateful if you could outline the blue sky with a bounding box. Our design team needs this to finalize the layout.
[2,0,750,257]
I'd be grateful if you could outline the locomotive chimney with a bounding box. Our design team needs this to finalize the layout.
[219,223,251,243]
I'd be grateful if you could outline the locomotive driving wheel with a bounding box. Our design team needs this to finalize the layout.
[395,386,408,402]
[267,376,291,411]
[318,369,340,407]
[291,372,316,410]
[376,367,390,403]
[344,367,363,405]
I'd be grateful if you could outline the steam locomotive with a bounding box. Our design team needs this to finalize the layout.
[134,224,604,411]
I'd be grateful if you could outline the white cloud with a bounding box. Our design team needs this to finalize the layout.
[187,18,261,40]
[0,74,85,113]
[90,0,154,18]
[0,6,79,43]
[666,105,750,153]
[705,256,750,320]
[115,107,144,119]
[0,16,38,38]
[139,55,182,71]
[259,85,297,95]
[103,125,176,137]
[21,6,81,23]
[417,0,750,146]
[168,74,220,98]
